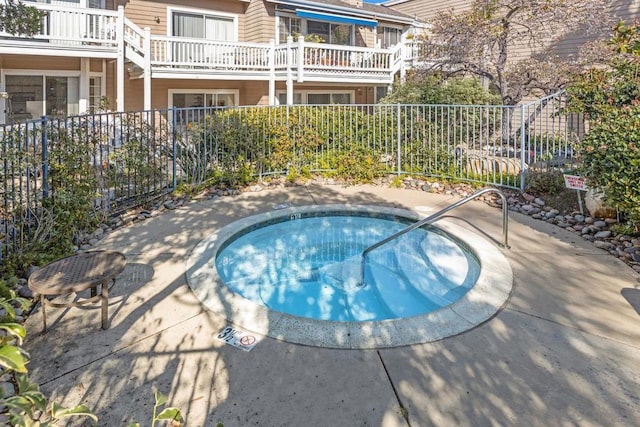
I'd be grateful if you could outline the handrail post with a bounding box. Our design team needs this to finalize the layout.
[396,103,401,176]
[520,103,526,191]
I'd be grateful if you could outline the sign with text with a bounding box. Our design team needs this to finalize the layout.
[563,174,588,191]
[216,326,261,352]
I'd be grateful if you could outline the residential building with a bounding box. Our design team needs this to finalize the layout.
[385,0,640,62]
[0,0,422,124]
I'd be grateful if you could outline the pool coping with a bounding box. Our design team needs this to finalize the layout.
[185,204,513,349]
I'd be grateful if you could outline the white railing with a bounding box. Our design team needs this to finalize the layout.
[150,37,272,71]
[123,17,145,68]
[299,41,392,72]
[0,3,426,81]
[0,4,118,47]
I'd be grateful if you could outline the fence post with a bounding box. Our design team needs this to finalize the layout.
[172,107,177,190]
[519,103,526,191]
[397,103,401,176]
[41,115,49,199]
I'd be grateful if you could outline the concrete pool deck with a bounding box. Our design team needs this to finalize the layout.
[24,184,640,426]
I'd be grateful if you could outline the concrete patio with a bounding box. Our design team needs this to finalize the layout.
[24,184,640,426]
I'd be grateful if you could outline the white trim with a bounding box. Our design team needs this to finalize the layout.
[167,88,240,109]
[167,6,239,42]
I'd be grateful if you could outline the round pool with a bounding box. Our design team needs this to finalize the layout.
[186,205,513,349]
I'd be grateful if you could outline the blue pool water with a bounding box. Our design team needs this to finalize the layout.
[215,213,480,322]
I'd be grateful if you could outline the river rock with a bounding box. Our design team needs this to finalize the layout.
[594,240,614,250]
[594,230,612,239]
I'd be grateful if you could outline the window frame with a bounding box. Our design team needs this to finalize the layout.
[276,89,355,105]
[168,88,240,110]
[276,13,355,45]
[167,6,239,42]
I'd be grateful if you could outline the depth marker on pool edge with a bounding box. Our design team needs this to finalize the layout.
[216,325,262,352]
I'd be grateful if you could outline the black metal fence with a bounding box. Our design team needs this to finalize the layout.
[1,93,583,264]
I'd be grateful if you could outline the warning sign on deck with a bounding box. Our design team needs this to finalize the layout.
[216,326,261,352]
[563,174,588,191]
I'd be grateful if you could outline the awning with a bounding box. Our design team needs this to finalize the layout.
[296,9,378,27]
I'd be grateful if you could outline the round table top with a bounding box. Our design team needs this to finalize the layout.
[28,251,127,295]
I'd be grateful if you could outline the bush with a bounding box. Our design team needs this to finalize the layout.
[567,21,640,229]
[579,106,640,227]
[380,74,501,105]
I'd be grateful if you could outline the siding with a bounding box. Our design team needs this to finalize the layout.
[388,0,472,22]
[1,56,81,71]
[245,0,275,43]
[123,0,247,40]
[389,0,640,61]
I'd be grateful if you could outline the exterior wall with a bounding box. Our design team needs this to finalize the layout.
[124,79,270,111]
[389,0,640,61]
[122,0,248,39]
[245,0,276,43]
[1,56,81,71]
[388,0,472,21]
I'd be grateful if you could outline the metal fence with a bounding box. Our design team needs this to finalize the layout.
[1,91,582,263]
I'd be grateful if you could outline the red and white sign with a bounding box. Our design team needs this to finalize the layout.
[563,174,588,191]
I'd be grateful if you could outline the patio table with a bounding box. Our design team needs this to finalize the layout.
[28,251,127,332]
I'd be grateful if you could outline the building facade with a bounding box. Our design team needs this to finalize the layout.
[0,0,422,124]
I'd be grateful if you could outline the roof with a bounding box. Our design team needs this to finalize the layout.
[266,0,417,24]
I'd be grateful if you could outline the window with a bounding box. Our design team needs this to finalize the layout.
[375,86,388,103]
[307,20,352,45]
[279,16,301,43]
[278,15,353,45]
[170,91,237,109]
[172,12,235,41]
[277,93,303,105]
[377,26,403,49]
[4,75,79,123]
[89,77,102,112]
[277,91,352,105]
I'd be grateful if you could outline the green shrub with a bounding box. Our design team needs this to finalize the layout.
[579,106,640,227]
[525,170,567,196]
[568,21,640,229]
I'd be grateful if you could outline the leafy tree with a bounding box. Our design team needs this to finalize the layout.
[0,0,45,36]
[568,21,640,229]
[417,0,611,105]
[380,74,501,105]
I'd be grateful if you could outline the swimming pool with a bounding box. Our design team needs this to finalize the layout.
[186,205,513,348]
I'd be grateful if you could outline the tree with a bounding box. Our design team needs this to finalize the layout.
[418,0,611,106]
[0,0,45,36]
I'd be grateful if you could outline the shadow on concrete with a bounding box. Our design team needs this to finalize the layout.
[621,288,640,317]
[22,183,640,426]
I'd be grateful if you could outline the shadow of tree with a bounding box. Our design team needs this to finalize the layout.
[22,184,640,426]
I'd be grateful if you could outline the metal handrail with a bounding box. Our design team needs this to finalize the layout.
[360,188,509,286]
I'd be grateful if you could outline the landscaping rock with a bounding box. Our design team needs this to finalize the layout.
[594,230,612,239]
[594,240,615,250]
[18,285,33,298]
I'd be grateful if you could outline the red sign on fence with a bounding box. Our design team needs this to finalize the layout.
[563,174,588,190]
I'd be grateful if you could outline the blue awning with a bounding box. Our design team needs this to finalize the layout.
[296,10,378,28]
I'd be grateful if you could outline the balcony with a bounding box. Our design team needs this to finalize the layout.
[0,3,119,57]
[0,4,421,84]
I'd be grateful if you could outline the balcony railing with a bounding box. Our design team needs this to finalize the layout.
[0,3,118,48]
[1,4,418,82]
